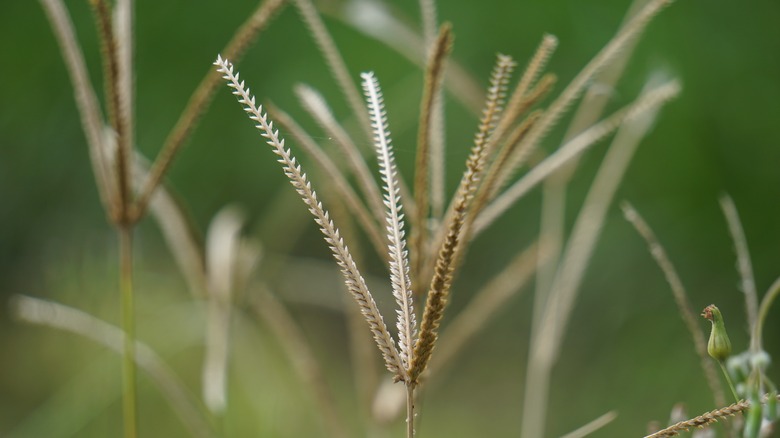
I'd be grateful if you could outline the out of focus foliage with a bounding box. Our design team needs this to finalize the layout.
[1,0,779,436]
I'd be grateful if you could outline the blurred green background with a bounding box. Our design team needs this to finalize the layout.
[1,0,779,436]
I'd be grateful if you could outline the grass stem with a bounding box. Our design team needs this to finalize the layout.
[719,361,740,402]
[406,384,415,438]
[119,227,137,438]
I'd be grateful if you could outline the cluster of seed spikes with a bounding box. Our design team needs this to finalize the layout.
[35,0,689,434]
[214,0,680,432]
[213,46,539,387]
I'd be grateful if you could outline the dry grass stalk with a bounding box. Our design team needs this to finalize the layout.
[376,241,540,421]
[413,24,453,291]
[333,1,484,113]
[85,3,140,434]
[474,80,680,236]
[267,103,388,259]
[292,0,372,139]
[622,202,727,407]
[130,153,207,298]
[89,0,132,223]
[202,207,253,415]
[515,73,557,116]
[47,3,290,425]
[487,74,557,188]
[113,0,133,205]
[547,79,679,356]
[521,78,679,438]
[471,54,516,176]
[134,0,288,219]
[430,242,537,377]
[418,0,438,50]
[643,395,780,438]
[417,0,447,220]
[295,84,385,222]
[406,53,518,385]
[527,2,653,417]
[719,194,760,338]
[215,56,405,379]
[489,34,558,148]
[409,204,461,385]
[468,110,542,232]
[248,289,349,438]
[559,411,617,438]
[493,0,674,194]
[425,53,518,284]
[563,0,649,144]
[39,0,114,212]
[433,54,516,276]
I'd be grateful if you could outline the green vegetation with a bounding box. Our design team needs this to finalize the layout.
[1,0,779,436]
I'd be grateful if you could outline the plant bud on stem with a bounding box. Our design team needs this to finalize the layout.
[702,304,732,361]
[702,304,740,402]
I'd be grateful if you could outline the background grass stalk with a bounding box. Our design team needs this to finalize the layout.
[622,203,728,406]
[119,227,137,438]
[11,295,214,437]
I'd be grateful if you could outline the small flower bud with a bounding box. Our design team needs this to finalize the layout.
[702,304,732,361]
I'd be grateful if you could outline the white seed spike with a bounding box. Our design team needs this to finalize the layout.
[361,71,416,370]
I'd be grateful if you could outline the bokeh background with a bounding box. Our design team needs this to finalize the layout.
[1,0,779,436]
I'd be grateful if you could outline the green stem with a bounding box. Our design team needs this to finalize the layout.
[120,227,138,438]
[719,361,739,402]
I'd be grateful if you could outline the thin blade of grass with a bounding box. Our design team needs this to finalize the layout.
[494,0,674,194]
[335,1,483,113]
[295,84,385,223]
[531,0,653,346]
[430,241,537,377]
[521,79,679,438]
[202,207,247,415]
[719,194,759,339]
[489,34,557,151]
[559,411,618,438]
[474,81,680,237]
[89,0,132,223]
[134,0,288,220]
[267,103,388,261]
[39,0,115,213]
[293,0,372,139]
[11,295,215,438]
[131,154,207,299]
[113,0,134,212]
[622,202,727,407]
[417,0,446,220]
[412,24,452,294]
[248,289,350,438]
